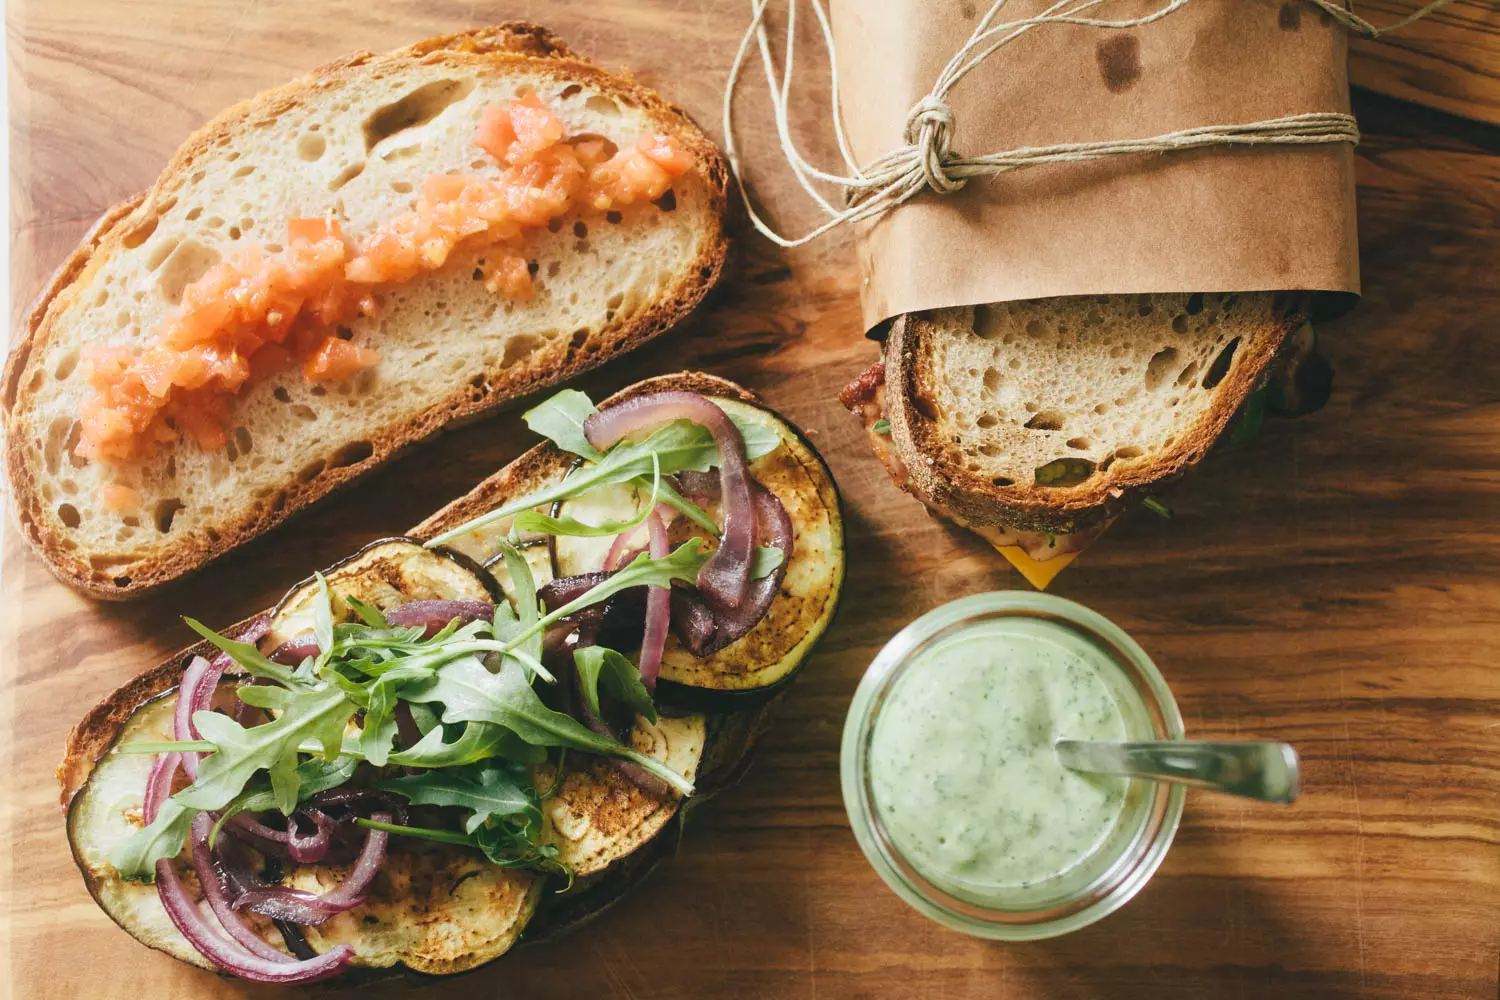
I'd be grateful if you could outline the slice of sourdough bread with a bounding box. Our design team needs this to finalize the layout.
[883,292,1306,535]
[3,23,729,600]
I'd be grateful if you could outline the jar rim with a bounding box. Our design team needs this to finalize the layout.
[840,591,1186,940]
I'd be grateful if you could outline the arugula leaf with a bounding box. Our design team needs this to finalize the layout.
[343,595,390,628]
[509,455,662,540]
[114,739,217,754]
[311,573,336,669]
[524,389,604,462]
[355,817,568,878]
[493,540,544,670]
[111,798,194,881]
[506,539,710,650]
[175,686,357,813]
[406,656,693,796]
[752,545,785,579]
[359,662,442,767]
[728,414,781,461]
[390,720,546,768]
[872,418,892,435]
[209,756,359,847]
[525,389,778,464]
[183,618,301,687]
[573,647,656,725]
[378,765,540,835]
[426,416,771,549]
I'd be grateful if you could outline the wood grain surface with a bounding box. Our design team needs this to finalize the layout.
[5,2,1500,998]
[1348,0,1500,124]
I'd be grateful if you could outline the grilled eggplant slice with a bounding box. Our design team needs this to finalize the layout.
[547,396,844,709]
[264,537,500,648]
[538,713,706,877]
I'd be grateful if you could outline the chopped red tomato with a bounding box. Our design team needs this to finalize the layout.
[77,95,694,468]
[304,336,380,383]
[100,483,139,512]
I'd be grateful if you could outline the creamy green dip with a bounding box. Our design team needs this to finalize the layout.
[869,617,1128,899]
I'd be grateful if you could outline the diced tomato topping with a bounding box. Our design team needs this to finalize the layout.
[100,483,139,512]
[304,336,380,383]
[77,95,694,470]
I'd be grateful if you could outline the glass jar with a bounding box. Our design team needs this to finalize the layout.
[841,592,1185,940]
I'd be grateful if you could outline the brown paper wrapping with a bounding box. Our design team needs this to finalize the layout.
[830,0,1361,332]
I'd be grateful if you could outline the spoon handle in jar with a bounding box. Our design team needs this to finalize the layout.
[1054,740,1300,804]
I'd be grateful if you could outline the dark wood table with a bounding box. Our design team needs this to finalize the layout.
[5,2,1500,997]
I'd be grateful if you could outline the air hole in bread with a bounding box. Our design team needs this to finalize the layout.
[120,213,160,249]
[992,476,1014,487]
[57,503,81,528]
[146,238,181,272]
[470,159,488,171]
[228,226,242,240]
[1175,362,1199,387]
[1094,403,1111,415]
[205,216,225,229]
[391,180,414,194]
[1186,292,1205,315]
[655,190,676,213]
[185,207,203,222]
[1171,314,1188,334]
[1034,458,1094,487]
[53,350,80,381]
[561,84,583,99]
[44,417,70,475]
[299,459,326,482]
[273,386,291,403]
[310,385,327,397]
[354,368,378,395]
[982,368,1002,392]
[606,292,624,309]
[1202,338,1239,389]
[159,241,221,305]
[28,369,43,392]
[1144,347,1179,391]
[547,218,564,234]
[60,478,78,495]
[976,414,998,429]
[1115,446,1144,460]
[547,261,562,278]
[166,456,177,479]
[585,95,622,118]
[606,211,623,225]
[153,498,184,533]
[328,440,374,469]
[233,427,252,456]
[225,438,239,462]
[1024,411,1065,431]
[123,516,140,528]
[502,334,543,366]
[329,163,365,192]
[67,424,87,469]
[573,221,589,239]
[363,78,476,152]
[1067,437,1091,451]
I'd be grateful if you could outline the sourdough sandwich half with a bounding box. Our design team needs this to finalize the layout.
[4,23,729,600]
[844,292,1309,584]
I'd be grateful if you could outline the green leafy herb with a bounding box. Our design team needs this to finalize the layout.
[183,618,301,687]
[355,817,568,879]
[751,545,785,579]
[110,799,194,882]
[509,455,662,540]
[573,647,657,724]
[523,389,604,462]
[1141,495,1174,520]
[378,765,539,836]
[872,418,892,435]
[431,387,783,549]
[505,540,710,650]
[407,656,692,796]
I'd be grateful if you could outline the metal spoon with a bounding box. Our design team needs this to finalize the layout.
[1055,739,1300,804]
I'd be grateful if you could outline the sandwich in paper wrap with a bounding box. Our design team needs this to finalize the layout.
[832,0,1358,587]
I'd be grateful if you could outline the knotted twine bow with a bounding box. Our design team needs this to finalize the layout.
[722,0,1458,248]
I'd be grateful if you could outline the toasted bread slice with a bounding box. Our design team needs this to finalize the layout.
[60,372,840,980]
[5,23,729,601]
[883,292,1306,534]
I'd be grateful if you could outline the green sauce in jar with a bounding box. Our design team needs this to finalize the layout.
[868,617,1128,899]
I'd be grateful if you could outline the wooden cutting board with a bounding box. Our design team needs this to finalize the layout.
[5,3,1500,998]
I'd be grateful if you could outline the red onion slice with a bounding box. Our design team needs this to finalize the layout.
[190,813,294,963]
[142,751,180,824]
[637,507,672,689]
[670,484,794,657]
[584,391,757,608]
[383,600,494,636]
[155,859,353,984]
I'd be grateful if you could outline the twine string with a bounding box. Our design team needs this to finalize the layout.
[723,0,1457,248]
